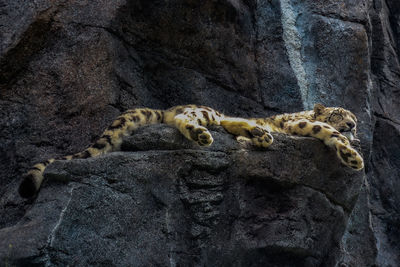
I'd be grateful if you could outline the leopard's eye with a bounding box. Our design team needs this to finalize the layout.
[329,112,343,122]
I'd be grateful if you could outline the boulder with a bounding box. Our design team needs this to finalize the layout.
[0,125,363,266]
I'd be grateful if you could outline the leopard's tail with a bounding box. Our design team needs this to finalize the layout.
[19,108,165,198]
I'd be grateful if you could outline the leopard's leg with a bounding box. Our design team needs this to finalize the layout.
[169,107,219,146]
[19,108,165,198]
[285,119,364,170]
[220,117,273,148]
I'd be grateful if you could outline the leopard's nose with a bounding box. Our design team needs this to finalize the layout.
[346,121,355,129]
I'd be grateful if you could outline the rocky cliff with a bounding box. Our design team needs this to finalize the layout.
[0,126,364,266]
[0,0,399,266]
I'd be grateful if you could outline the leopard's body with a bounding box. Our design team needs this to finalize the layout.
[19,104,364,198]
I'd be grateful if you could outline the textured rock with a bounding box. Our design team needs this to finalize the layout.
[0,125,363,266]
[1,0,400,266]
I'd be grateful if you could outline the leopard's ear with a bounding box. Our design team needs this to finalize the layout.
[313,103,326,115]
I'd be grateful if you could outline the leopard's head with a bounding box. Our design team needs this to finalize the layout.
[313,103,358,141]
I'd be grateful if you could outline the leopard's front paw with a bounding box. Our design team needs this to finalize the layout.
[249,126,273,148]
[336,144,364,170]
[350,138,361,147]
[185,125,213,146]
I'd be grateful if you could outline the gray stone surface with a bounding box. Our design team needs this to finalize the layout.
[0,125,363,266]
[1,0,400,266]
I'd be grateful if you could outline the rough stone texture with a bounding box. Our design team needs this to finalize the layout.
[0,125,363,266]
[0,0,399,266]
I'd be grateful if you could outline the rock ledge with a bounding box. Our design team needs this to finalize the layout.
[0,125,363,266]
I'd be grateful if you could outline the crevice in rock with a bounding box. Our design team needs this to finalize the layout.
[47,186,75,248]
[0,8,57,88]
[311,12,367,26]
[373,111,400,125]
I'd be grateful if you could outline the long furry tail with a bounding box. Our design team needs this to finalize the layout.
[19,108,165,198]
[18,159,55,198]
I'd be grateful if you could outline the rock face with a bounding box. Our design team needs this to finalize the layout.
[0,125,363,266]
[0,0,399,266]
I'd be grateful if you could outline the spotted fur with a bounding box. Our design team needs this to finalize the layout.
[19,104,364,198]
